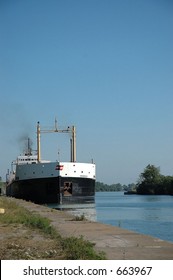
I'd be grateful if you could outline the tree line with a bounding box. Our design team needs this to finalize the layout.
[96,164,173,195]
[95,181,136,192]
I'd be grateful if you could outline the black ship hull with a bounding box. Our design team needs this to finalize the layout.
[6,176,95,205]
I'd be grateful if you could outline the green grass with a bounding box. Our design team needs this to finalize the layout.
[0,197,58,236]
[0,197,106,260]
[61,236,106,260]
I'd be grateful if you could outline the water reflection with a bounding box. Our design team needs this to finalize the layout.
[47,202,96,221]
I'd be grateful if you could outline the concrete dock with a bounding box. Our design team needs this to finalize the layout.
[9,198,173,260]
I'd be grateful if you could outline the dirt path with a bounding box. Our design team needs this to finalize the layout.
[0,223,64,259]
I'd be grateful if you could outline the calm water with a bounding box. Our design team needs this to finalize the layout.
[95,192,173,243]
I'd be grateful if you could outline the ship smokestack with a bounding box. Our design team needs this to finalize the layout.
[27,138,32,155]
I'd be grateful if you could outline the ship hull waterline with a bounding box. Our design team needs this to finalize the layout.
[6,177,95,205]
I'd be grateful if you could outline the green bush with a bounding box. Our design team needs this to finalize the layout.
[61,236,106,260]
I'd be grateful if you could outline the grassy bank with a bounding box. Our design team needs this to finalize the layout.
[0,197,105,260]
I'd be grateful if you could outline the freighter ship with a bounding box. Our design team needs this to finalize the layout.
[6,121,96,205]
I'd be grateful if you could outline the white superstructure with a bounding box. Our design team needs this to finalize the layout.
[6,120,96,205]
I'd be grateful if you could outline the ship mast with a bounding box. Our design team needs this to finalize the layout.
[37,122,41,162]
[36,120,76,163]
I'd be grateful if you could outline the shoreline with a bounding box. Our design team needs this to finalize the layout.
[1,197,173,260]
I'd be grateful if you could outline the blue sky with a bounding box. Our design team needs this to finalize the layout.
[0,0,173,184]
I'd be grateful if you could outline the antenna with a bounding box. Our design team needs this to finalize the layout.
[55,117,58,131]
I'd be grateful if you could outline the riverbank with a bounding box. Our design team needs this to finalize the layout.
[1,197,173,259]
[0,197,105,260]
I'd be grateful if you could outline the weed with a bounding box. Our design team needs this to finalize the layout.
[72,213,86,221]
[61,236,106,260]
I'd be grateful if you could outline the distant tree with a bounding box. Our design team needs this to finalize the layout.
[138,164,161,184]
[137,164,173,195]
[160,176,173,195]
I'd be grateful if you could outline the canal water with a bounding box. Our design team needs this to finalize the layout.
[68,192,173,243]
[95,192,173,243]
